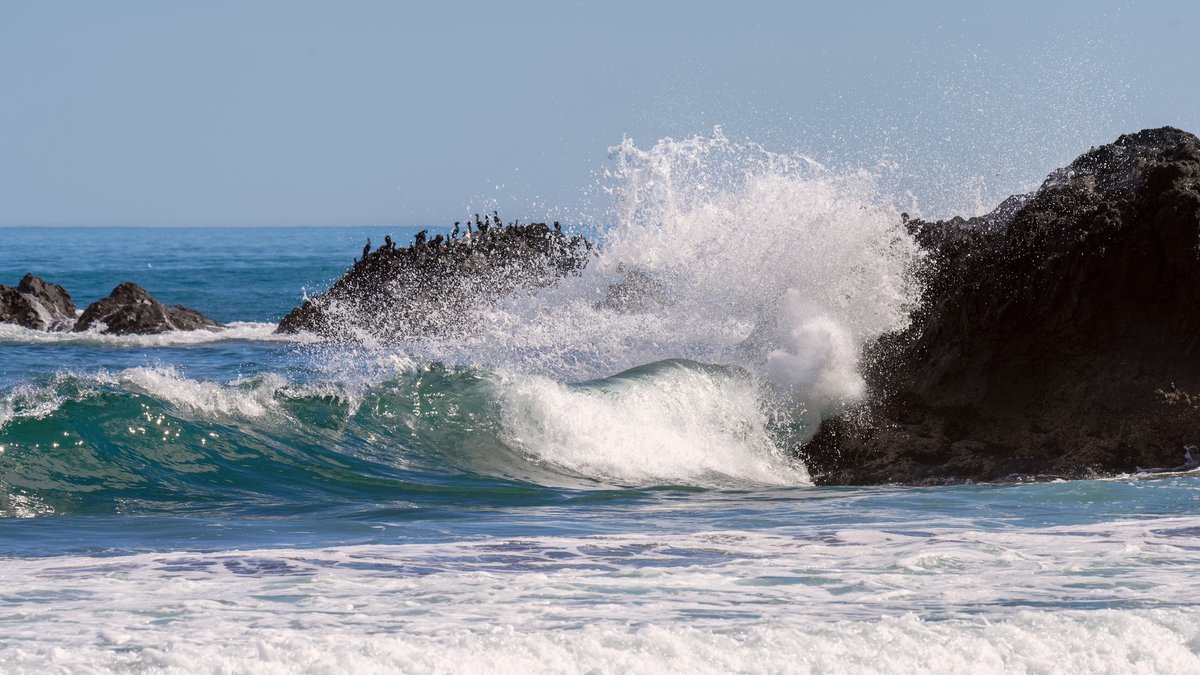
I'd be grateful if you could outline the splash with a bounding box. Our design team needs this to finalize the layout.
[414,129,922,436]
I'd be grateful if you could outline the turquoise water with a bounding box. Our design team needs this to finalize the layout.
[3,226,1200,672]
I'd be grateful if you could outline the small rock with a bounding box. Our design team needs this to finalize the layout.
[74,282,219,335]
[0,274,77,331]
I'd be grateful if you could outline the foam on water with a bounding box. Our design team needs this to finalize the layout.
[113,367,291,419]
[0,321,308,347]
[496,360,808,486]
[3,516,1200,673]
[0,373,89,433]
[3,611,1196,675]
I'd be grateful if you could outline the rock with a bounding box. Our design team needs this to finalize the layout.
[0,274,77,331]
[798,127,1200,484]
[74,282,219,335]
[278,215,594,339]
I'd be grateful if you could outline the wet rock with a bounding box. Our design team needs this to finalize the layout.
[799,127,1200,484]
[278,216,594,339]
[74,282,219,335]
[0,274,77,331]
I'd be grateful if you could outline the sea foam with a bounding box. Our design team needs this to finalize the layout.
[496,360,808,486]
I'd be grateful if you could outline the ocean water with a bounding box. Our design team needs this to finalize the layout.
[3,134,1200,673]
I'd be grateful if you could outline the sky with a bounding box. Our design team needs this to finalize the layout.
[1,0,1197,227]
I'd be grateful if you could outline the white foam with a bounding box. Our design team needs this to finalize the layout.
[3,612,1196,675]
[496,362,807,486]
[3,516,1200,673]
[114,366,290,419]
[0,375,81,432]
[0,321,313,347]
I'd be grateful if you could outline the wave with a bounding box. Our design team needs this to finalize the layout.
[0,360,808,518]
[497,360,806,485]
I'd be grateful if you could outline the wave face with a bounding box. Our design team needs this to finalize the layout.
[0,360,807,518]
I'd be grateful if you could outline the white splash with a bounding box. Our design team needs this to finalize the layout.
[597,128,920,403]
[495,361,808,486]
[414,129,921,442]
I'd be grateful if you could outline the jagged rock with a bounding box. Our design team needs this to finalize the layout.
[74,282,219,335]
[278,216,594,339]
[0,274,77,331]
[799,127,1200,484]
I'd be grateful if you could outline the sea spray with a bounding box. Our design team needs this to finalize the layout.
[598,129,922,400]
[403,129,921,449]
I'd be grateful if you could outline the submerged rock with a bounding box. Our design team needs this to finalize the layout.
[799,127,1200,484]
[277,215,594,339]
[74,282,219,335]
[0,274,77,331]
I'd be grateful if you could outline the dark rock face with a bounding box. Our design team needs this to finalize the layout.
[0,274,77,331]
[74,282,219,335]
[799,127,1200,485]
[278,215,593,339]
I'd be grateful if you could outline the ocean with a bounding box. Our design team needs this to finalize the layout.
[3,134,1200,673]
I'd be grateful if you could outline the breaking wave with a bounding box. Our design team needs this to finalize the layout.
[0,359,808,518]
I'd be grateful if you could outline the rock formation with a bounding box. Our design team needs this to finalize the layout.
[74,282,219,335]
[798,127,1200,484]
[0,274,77,331]
[278,215,594,339]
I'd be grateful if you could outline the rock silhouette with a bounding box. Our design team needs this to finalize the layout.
[277,216,593,338]
[799,127,1200,484]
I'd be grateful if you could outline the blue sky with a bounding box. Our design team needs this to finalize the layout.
[1,0,1197,226]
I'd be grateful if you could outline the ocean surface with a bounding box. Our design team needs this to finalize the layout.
[4,136,1200,673]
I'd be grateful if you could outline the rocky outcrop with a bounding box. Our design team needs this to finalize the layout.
[278,214,594,339]
[0,274,77,331]
[74,282,219,335]
[798,127,1200,484]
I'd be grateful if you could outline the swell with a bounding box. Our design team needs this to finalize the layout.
[0,360,808,518]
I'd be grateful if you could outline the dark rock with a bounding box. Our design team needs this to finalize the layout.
[798,127,1200,484]
[74,282,219,335]
[278,216,594,339]
[0,274,77,331]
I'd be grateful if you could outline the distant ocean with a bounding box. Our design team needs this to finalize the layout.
[3,132,1200,673]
